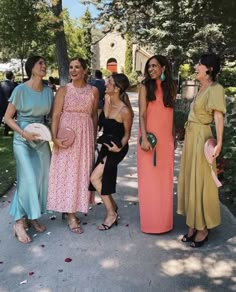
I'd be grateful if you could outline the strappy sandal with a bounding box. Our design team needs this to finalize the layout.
[13,222,32,244]
[68,218,83,234]
[62,213,81,224]
[29,220,46,233]
[181,230,197,242]
[98,215,118,231]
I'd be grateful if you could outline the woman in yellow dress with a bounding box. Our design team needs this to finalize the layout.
[177,52,226,247]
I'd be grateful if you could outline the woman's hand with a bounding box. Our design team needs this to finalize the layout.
[212,142,222,158]
[52,138,69,149]
[22,131,40,142]
[104,141,121,152]
[141,138,152,151]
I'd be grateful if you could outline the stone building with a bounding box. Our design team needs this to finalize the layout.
[91,31,152,74]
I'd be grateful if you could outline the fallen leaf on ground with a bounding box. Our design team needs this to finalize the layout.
[29,272,34,276]
[65,258,72,263]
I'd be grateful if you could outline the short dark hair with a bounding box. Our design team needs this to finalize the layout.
[200,52,221,81]
[95,70,103,79]
[5,71,14,80]
[25,55,45,78]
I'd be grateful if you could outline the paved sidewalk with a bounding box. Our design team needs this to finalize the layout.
[0,92,235,292]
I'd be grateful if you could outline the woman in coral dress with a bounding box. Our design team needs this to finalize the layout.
[47,57,99,234]
[177,53,226,248]
[138,55,176,234]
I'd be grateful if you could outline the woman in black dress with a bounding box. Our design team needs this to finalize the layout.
[90,73,133,230]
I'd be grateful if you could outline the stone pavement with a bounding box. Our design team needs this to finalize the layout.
[0,92,235,292]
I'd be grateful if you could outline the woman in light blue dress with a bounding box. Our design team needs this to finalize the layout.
[4,56,53,243]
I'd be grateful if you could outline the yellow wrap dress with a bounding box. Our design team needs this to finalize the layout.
[177,83,226,230]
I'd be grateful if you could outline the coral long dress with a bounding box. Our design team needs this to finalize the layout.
[47,83,95,214]
[138,80,174,233]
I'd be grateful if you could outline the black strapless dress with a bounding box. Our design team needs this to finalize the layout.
[89,111,129,195]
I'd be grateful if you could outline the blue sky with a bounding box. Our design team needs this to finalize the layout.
[62,0,99,19]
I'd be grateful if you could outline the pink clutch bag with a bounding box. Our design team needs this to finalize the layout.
[204,138,222,188]
[57,127,75,146]
[24,123,52,141]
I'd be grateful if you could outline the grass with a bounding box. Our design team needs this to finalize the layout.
[0,126,16,196]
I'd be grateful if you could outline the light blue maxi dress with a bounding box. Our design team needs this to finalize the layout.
[9,83,53,221]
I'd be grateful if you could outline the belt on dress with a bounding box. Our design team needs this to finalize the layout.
[17,116,44,123]
[185,121,211,128]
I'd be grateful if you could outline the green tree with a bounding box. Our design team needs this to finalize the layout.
[124,34,133,75]
[80,8,93,67]
[83,0,236,73]
[0,0,52,79]
[63,10,85,59]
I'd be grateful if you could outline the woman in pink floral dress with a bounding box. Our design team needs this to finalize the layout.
[47,57,99,234]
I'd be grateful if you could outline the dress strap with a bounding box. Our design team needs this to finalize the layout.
[113,106,126,119]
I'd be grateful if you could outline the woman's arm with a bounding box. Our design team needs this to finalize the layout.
[92,86,99,142]
[121,108,133,147]
[51,86,68,148]
[4,104,39,142]
[139,85,152,151]
[213,110,224,158]
[105,107,133,153]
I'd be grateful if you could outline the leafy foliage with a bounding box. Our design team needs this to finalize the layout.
[82,0,236,74]
[81,8,93,67]
[124,34,133,75]
[0,0,53,78]
[220,97,236,202]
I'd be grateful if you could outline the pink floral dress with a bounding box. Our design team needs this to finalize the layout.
[47,83,95,213]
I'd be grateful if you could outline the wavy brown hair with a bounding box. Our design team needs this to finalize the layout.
[142,55,176,107]
[112,73,134,117]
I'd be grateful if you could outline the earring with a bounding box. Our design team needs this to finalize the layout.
[160,71,166,81]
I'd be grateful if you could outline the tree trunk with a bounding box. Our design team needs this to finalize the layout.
[20,58,24,81]
[51,0,69,85]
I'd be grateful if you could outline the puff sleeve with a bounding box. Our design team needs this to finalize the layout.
[206,83,226,114]
[8,85,23,111]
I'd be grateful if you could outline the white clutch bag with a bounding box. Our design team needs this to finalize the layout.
[24,123,52,141]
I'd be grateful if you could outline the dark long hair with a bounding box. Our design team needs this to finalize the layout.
[142,55,176,107]
[25,55,45,78]
[112,73,134,116]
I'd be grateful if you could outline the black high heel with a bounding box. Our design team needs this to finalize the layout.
[181,231,197,243]
[190,234,208,248]
[98,215,118,231]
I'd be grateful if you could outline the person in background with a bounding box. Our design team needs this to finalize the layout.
[177,52,226,248]
[47,57,99,234]
[4,56,53,243]
[48,76,57,94]
[90,73,133,231]
[1,71,18,135]
[138,55,176,234]
[90,70,106,116]
[0,85,6,129]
